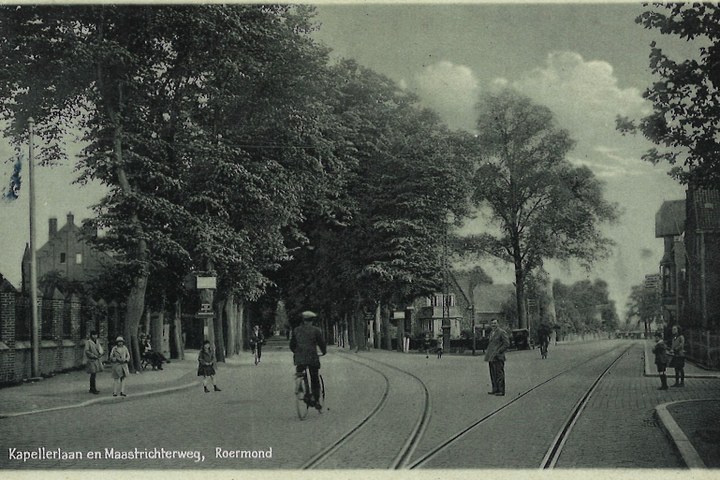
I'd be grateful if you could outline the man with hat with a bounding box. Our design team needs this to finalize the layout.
[290,311,327,410]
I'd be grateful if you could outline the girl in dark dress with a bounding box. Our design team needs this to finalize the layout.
[198,340,221,393]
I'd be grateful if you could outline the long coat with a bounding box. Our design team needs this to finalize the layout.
[84,338,104,374]
[652,339,668,366]
[290,323,327,367]
[109,345,131,379]
[484,327,510,362]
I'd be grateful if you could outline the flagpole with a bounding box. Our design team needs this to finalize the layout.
[28,117,40,378]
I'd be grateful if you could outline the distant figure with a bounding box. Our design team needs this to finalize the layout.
[436,334,444,359]
[198,340,221,393]
[669,325,685,387]
[652,331,669,390]
[109,336,130,397]
[538,324,551,359]
[484,319,510,396]
[84,330,103,394]
[249,325,265,366]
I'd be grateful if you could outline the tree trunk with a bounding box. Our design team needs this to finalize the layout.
[374,302,381,349]
[125,277,148,373]
[514,258,527,329]
[236,299,245,355]
[172,299,184,360]
[224,294,237,357]
[98,54,150,374]
[214,296,226,362]
[381,304,391,350]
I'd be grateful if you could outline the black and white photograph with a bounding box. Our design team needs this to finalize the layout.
[0,2,719,475]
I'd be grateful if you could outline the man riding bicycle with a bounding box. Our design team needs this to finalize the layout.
[290,311,327,411]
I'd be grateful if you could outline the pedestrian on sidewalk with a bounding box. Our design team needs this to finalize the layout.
[250,325,265,366]
[436,334,444,359]
[652,330,669,390]
[84,330,104,394]
[670,325,686,387]
[109,336,130,397]
[198,340,221,393]
[484,318,510,396]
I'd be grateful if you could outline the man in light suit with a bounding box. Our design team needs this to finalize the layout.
[484,318,510,396]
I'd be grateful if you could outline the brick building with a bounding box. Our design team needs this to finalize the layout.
[21,212,112,293]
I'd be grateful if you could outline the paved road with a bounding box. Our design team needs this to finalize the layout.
[2,339,718,470]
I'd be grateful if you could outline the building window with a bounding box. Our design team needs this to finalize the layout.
[662,265,673,295]
[60,253,66,264]
[429,294,455,307]
[75,253,82,264]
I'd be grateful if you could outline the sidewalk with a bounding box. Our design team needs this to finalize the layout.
[0,350,203,418]
[643,339,720,468]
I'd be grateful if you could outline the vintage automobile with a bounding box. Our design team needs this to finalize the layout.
[510,328,534,350]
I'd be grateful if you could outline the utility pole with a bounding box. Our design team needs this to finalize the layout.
[28,118,40,378]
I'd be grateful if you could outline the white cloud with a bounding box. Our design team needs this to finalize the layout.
[505,51,655,179]
[407,60,480,131]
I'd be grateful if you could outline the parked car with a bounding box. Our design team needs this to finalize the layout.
[510,328,534,350]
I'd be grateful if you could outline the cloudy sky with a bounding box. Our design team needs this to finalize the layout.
[0,3,699,320]
[311,3,695,319]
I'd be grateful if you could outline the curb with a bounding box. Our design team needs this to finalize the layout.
[655,400,710,469]
[0,380,198,419]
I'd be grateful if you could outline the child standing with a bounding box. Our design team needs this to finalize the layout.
[198,340,221,393]
[109,336,130,397]
[652,331,669,390]
[436,334,444,359]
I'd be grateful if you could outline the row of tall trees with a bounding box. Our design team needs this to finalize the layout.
[0,5,621,363]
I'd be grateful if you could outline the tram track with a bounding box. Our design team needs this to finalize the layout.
[539,343,630,469]
[301,342,633,470]
[406,342,634,469]
[299,354,392,469]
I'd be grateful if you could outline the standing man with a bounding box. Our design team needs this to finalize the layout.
[84,330,104,394]
[484,318,510,396]
[290,311,327,411]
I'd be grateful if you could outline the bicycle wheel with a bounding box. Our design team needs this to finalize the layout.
[295,374,309,420]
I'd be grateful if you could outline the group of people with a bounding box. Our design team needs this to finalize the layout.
[83,331,131,397]
[422,333,444,359]
[652,325,686,390]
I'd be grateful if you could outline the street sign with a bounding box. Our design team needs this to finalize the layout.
[644,274,661,290]
[196,276,217,289]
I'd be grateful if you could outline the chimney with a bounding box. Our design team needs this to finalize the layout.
[49,217,58,237]
[66,212,74,226]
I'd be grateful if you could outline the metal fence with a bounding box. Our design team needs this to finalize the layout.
[685,329,720,370]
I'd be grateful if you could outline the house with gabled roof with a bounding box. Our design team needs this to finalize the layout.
[21,212,112,293]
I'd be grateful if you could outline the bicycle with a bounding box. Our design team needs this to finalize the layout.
[294,367,325,420]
